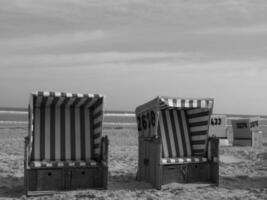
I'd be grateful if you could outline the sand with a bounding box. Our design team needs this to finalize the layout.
[0,125,266,200]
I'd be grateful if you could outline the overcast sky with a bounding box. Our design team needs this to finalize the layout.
[0,0,267,114]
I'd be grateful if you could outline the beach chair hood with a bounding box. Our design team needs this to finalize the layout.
[135,96,214,157]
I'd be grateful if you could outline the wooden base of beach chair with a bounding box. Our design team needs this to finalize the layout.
[25,166,108,196]
[137,138,219,189]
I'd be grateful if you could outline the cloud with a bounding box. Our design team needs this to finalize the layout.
[196,24,267,35]
[0,30,107,53]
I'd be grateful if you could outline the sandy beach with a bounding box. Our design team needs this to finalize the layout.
[0,124,266,200]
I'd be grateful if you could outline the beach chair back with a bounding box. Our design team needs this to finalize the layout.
[28,91,104,162]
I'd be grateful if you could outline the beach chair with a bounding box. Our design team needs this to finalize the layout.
[135,96,219,189]
[231,118,260,146]
[24,91,108,195]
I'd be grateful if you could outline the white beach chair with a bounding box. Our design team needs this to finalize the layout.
[24,91,108,195]
[135,96,219,189]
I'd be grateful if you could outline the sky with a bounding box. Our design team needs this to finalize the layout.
[0,0,267,114]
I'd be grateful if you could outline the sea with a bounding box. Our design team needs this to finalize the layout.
[1,107,267,131]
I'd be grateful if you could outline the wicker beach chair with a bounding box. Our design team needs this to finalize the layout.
[135,96,219,189]
[24,91,108,195]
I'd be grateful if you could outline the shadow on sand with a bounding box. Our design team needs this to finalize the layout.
[220,175,267,190]
[0,175,24,198]
[108,172,152,191]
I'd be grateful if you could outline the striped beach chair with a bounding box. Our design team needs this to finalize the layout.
[135,96,219,189]
[24,91,108,195]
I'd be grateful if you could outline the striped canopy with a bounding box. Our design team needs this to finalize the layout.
[28,91,104,162]
[136,96,214,158]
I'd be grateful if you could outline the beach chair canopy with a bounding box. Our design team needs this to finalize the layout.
[28,91,104,164]
[135,96,214,158]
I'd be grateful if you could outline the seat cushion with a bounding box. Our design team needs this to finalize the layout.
[161,157,208,165]
[29,160,98,168]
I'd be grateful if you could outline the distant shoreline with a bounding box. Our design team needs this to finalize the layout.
[0,107,267,119]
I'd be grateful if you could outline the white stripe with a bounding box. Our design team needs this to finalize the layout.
[85,98,98,108]
[66,93,72,98]
[181,110,192,156]
[94,147,100,155]
[56,97,65,106]
[93,103,103,114]
[168,99,174,107]
[173,111,184,157]
[34,108,41,160]
[65,108,71,160]
[43,91,50,96]
[94,137,101,144]
[184,100,190,108]
[193,100,198,108]
[165,110,177,157]
[0,111,27,114]
[94,116,103,125]
[66,97,76,106]
[55,108,61,160]
[76,97,88,107]
[84,108,91,160]
[104,113,135,117]
[159,111,169,158]
[190,125,209,132]
[176,99,181,107]
[46,97,54,106]
[75,108,81,160]
[44,107,51,160]
[201,100,207,108]
[55,92,61,97]
[189,116,209,123]
[192,144,206,149]
[93,126,102,135]
[191,135,207,141]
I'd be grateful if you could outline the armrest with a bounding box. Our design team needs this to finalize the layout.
[24,136,30,168]
[207,137,219,163]
[100,136,109,165]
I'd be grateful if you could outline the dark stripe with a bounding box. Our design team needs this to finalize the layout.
[31,96,36,160]
[157,123,165,158]
[161,110,172,157]
[50,104,56,160]
[80,107,85,160]
[173,99,177,107]
[197,100,201,108]
[93,110,102,119]
[189,100,194,107]
[193,149,205,153]
[191,131,208,136]
[60,98,69,160]
[169,110,180,157]
[94,132,101,139]
[181,99,185,108]
[92,98,103,110]
[93,121,101,129]
[187,111,210,119]
[189,121,209,127]
[176,110,188,156]
[39,97,48,160]
[184,110,193,155]
[234,137,252,140]
[89,109,94,159]
[93,143,100,149]
[80,98,93,108]
[40,107,45,160]
[70,105,76,160]
[192,140,206,145]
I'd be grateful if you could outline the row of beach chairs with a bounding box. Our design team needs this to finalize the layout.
[24,91,219,195]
